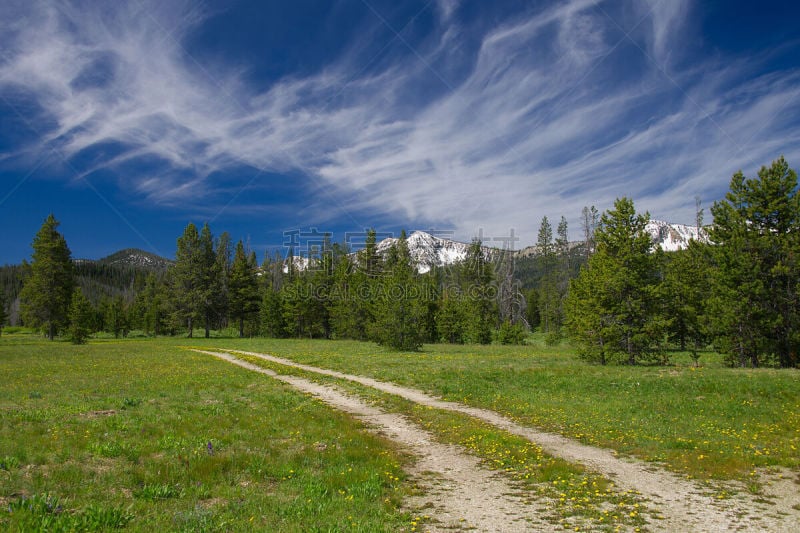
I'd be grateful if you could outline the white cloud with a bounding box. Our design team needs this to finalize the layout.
[435,0,460,23]
[638,0,691,66]
[0,0,798,245]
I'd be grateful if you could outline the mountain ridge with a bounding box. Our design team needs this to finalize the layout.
[375,231,482,274]
[385,221,707,272]
[75,248,173,271]
[284,220,707,273]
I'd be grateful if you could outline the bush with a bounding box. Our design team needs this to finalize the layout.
[68,289,93,345]
[545,330,563,346]
[495,321,527,345]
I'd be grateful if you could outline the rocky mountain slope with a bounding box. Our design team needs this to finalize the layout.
[376,231,475,273]
[644,220,707,252]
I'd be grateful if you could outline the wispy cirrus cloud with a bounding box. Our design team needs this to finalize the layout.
[0,0,798,243]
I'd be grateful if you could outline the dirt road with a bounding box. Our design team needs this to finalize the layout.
[194,349,800,532]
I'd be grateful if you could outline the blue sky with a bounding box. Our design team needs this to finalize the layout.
[1,0,799,264]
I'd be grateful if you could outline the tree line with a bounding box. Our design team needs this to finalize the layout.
[5,217,518,349]
[565,157,799,368]
[2,157,798,367]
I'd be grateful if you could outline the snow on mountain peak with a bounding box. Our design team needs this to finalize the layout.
[282,221,707,274]
[376,231,471,273]
[645,220,707,252]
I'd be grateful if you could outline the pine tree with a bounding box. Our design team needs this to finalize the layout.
[171,223,203,337]
[260,287,285,337]
[419,270,440,343]
[269,250,284,292]
[167,222,222,337]
[708,157,800,367]
[20,214,75,340]
[538,216,554,260]
[159,268,178,336]
[280,275,308,338]
[663,240,711,364]
[0,289,8,336]
[136,273,166,336]
[105,296,128,338]
[308,235,334,338]
[329,247,352,338]
[556,216,570,273]
[214,231,232,330]
[537,216,559,336]
[524,288,540,330]
[461,239,495,344]
[548,215,571,344]
[436,286,467,343]
[565,256,610,363]
[68,288,94,344]
[246,250,261,333]
[330,250,371,340]
[229,240,260,337]
[370,231,427,350]
[360,229,383,278]
[329,232,381,340]
[565,198,663,364]
[198,223,220,338]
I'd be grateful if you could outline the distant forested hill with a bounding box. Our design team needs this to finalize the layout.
[514,243,587,290]
[74,250,171,304]
[0,249,171,325]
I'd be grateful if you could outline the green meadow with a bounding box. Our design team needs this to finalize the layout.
[234,351,653,530]
[211,336,800,482]
[1,333,799,531]
[0,336,411,532]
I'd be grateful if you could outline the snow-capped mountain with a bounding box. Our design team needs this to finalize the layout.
[375,231,475,273]
[645,221,707,252]
[283,255,310,273]
[518,221,707,256]
[281,231,477,274]
[282,221,707,273]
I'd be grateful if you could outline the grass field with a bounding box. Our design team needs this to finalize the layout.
[209,336,800,483]
[2,333,799,531]
[0,336,411,532]
[233,351,654,530]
